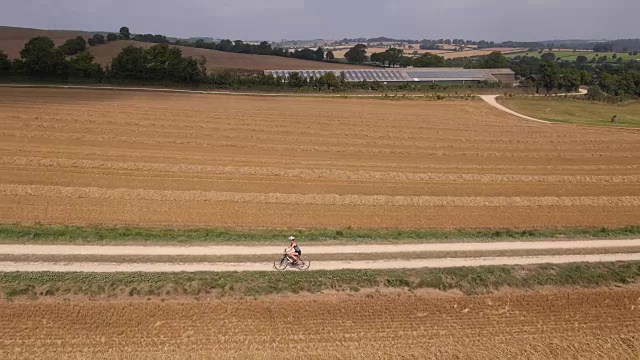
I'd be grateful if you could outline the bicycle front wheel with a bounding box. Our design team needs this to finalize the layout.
[274,257,288,270]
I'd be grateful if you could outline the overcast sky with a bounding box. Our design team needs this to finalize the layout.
[1,0,637,42]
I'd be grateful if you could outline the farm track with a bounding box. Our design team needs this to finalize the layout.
[2,253,640,272]
[1,287,639,358]
[1,87,640,228]
[1,240,640,272]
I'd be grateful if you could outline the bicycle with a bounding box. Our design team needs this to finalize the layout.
[274,250,310,270]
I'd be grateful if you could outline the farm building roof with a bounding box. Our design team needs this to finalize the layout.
[264,68,514,82]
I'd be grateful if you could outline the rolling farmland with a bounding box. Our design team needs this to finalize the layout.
[87,41,372,71]
[1,87,640,229]
[0,288,638,359]
[0,26,92,58]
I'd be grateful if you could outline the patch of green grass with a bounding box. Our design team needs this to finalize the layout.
[1,262,639,299]
[498,97,640,128]
[505,50,640,62]
[1,224,640,245]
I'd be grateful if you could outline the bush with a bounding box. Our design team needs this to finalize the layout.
[586,85,607,101]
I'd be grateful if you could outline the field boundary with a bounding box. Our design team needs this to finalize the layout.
[3,224,640,245]
[2,253,640,273]
[1,261,639,298]
[0,83,443,98]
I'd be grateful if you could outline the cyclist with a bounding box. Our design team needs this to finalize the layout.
[286,236,301,264]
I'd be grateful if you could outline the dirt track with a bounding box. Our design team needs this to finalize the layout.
[1,254,640,272]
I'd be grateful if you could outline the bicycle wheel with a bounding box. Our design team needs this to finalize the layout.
[274,257,288,270]
[296,256,310,270]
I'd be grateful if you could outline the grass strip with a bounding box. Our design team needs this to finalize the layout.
[1,247,639,264]
[1,224,640,245]
[1,261,639,299]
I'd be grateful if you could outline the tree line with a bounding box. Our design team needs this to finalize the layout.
[1,34,638,98]
[0,35,205,84]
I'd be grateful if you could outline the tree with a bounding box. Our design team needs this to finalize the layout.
[68,51,103,78]
[257,41,272,55]
[384,48,403,67]
[59,36,87,56]
[479,51,510,68]
[399,56,413,68]
[292,48,316,61]
[107,33,119,42]
[314,47,325,61]
[326,50,335,60]
[20,36,67,78]
[0,50,11,76]
[110,45,149,79]
[539,60,561,94]
[419,40,439,50]
[540,52,556,62]
[119,27,131,40]
[412,53,445,67]
[576,55,588,63]
[287,72,307,87]
[558,68,581,92]
[87,34,106,47]
[344,44,368,64]
[316,72,342,90]
[370,52,387,66]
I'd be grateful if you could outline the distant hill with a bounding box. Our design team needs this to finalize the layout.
[0,26,96,58]
[88,40,371,71]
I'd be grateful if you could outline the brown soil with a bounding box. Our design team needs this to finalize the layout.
[1,87,639,228]
[0,288,638,359]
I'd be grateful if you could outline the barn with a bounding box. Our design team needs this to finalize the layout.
[264,68,515,86]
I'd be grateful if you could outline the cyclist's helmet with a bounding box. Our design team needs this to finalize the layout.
[288,236,296,242]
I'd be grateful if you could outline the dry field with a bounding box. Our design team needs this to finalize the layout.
[439,47,528,59]
[326,46,522,59]
[1,87,640,229]
[0,26,92,58]
[88,41,371,71]
[0,287,638,359]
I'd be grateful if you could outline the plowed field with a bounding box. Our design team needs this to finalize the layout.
[1,87,640,228]
[0,288,638,359]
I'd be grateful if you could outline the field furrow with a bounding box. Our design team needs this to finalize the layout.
[1,88,639,228]
[0,288,638,359]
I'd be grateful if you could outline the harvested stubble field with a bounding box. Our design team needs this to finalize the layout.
[88,41,372,71]
[0,287,638,359]
[1,87,640,228]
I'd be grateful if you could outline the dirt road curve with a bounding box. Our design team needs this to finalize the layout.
[1,253,639,272]
[1,239,640,256]
[479,88,588,123]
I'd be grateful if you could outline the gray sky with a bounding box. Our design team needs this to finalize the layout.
[1,0,637,42]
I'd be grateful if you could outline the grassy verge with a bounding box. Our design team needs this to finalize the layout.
[497,97,640,128]
[2,247,640,264]
[1,261,639,299]
[1,224,640,245]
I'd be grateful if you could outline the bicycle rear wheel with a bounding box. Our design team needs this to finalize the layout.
[274,257,288,270]
[296,256,310,270]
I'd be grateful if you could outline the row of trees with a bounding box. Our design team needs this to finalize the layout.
[0,36,204,83]
[360,45,511,69]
